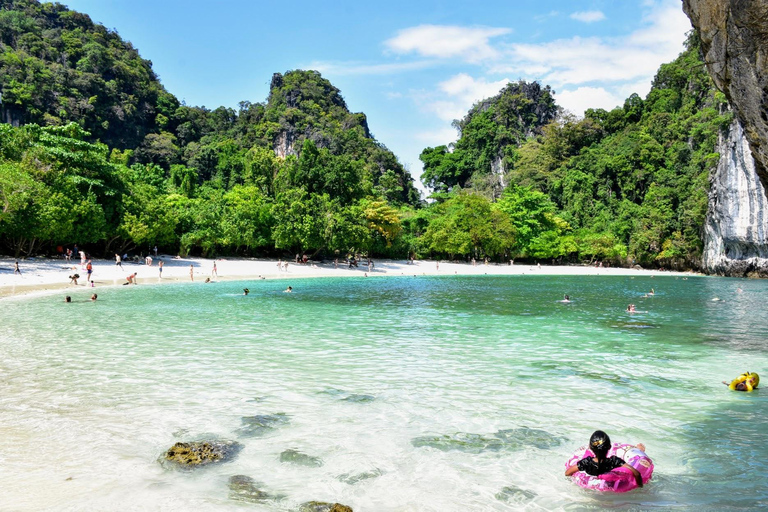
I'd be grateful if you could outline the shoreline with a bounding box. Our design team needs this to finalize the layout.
[0,255,700,300]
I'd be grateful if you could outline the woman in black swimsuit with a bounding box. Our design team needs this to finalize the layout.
[565,430,643,487]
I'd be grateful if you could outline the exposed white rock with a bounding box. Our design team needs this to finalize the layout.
[703,119,768,276]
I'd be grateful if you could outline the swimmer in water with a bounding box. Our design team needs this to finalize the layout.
[90,293,97,301]
[284,286,292,293]
[243,288,249,296]
[723,372,759,392]
[65,295,72,303]
[563,294,571,302]
[627,304,636,312]
[565,430,644,488]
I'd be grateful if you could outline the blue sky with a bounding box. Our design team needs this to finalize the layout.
[60,0,692,193]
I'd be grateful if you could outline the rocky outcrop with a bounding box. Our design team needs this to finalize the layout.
[228,475,285,504]
[160,440,243,469]
[299,502,353,512]
[703,119,768,276]
[279,449,324,467]
[683,0,768,192]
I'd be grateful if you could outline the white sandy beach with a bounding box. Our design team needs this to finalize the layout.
[0,255,698,299]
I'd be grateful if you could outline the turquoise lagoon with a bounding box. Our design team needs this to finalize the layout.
[1,275,767,511]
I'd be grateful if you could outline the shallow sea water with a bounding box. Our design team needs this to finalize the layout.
[1,274,767,511]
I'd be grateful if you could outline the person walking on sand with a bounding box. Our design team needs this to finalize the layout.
[277,259,282,272]
[189,265,194,281]
[158,260,163,279]
[13,261,21,275]
[212,261,218,277]
[85,259,93,283]
[115,253,123,269]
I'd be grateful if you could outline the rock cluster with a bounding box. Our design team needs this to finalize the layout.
[160,440,243,469]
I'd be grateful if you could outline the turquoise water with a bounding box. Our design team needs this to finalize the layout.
[1,275,767,511]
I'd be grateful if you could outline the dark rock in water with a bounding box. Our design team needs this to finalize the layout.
[413,428,561,453]
[280,449,324,467]
[321,389,375,403]
[236,413,289,437]
[495,485,537,504]
[228,475,285,503]
[299,502,353,512]
[337,468,384,484]
[492,427,562,449]
[342,394,375,403]
[160,440,243,469]
[412,433,505,453]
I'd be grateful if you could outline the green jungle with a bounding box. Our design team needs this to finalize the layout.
[0,0,731,268]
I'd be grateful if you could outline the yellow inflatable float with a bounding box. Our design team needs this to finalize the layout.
[726,372,760,392]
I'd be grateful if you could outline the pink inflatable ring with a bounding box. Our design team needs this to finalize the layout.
[565,442,654,492]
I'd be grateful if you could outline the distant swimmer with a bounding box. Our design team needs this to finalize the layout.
[65,295,72,303]
[723,372,759,392]
[627,304,636,312]
[243,288,249,296]
[561,294,571,303]
[284,286,293,293]
[649,289,655,296]
[90,293,98,301]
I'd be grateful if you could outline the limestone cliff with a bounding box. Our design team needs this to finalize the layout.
[682,0,768,192]
[703,119,768,277]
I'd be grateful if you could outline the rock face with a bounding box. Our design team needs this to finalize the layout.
[703,119,768,276]
[683,0,768,192]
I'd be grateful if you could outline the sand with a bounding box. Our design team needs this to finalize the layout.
[0,254,699,299]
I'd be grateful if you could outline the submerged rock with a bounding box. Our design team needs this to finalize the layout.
[228,475,285,503]
[320,388,375,403]
[413,428,561,453]
[492,427,562,449]
[342,394,375,403]
[299,502,353,512]
[160,440,243,469]
[280,449,324,467]
[495,485,537,504]
[236,413,289,437]
[337,468,384,484]
[412,433,505,453]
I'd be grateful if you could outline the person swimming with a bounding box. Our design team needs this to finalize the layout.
[243,288,249,296]
[565,430,644,488]
[627,304,636,312]
[723,372,759,392]
[284,286,292,293]
[65,295,72,303]
[90,293,97,301]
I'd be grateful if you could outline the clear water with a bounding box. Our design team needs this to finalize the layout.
[1,275,767,511]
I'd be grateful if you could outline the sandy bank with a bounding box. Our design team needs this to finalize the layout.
[0,255,699,299]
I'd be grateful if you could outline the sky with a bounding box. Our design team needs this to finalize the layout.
[60,0,693,194]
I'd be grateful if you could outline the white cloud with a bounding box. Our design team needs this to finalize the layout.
[385,25,511,63]
[422,74,510,121]
[307,59,436,76]
[415,127,460,146]
[493,1,690,89]
[570,10,606,23]
[556,86,624,116]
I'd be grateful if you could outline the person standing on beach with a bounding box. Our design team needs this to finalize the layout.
[115,253,123,269]
[189,265,194,281]
[86,259,93,283]
[158,260,163,279]
[153,245,158,257]
[212,261,218,277]
[14,261,21,275]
